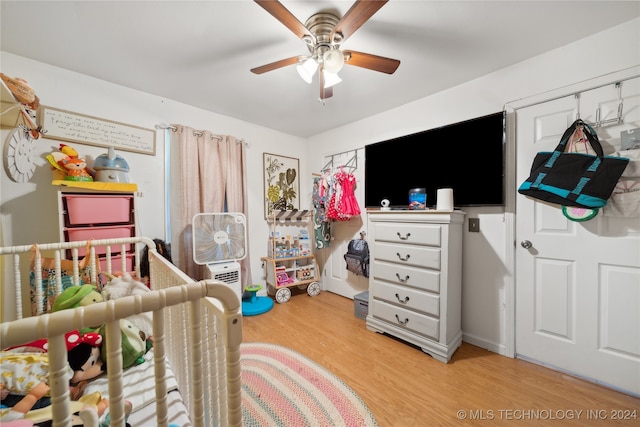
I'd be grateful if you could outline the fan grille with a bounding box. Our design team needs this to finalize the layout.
[192,213,247,265]
[213,270,240,285]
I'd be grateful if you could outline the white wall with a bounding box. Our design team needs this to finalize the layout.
[307,18,640,354]
[2,18,638,354]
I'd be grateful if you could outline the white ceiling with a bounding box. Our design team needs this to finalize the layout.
[1,1,638,138]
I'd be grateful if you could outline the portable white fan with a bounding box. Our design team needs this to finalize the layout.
[192,212,247,312]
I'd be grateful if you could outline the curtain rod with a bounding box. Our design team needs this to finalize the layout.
[155,123,250,147]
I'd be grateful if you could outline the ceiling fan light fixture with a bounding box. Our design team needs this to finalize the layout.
[322,48,345,74]
[323,70,342,88]
[296,58,318,84]
[252,0,399,100]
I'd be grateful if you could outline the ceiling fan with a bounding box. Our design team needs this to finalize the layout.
[250,0,400,100]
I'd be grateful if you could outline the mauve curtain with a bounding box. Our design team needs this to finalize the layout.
[170,125,251,284]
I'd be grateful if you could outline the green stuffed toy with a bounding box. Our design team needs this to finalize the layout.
[52,284,104,330]
[96,319,151,370]
[52,284,151,370]
[52,284,103,311]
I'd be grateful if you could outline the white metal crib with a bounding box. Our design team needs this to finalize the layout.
[0,237,243,427]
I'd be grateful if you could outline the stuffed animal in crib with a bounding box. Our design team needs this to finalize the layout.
[52,284,104,311]
[0,331,106,422]
[95,319,151,370]
[102,272,153,336]
[51,284,104,330]
[1,327,137,426]
[51,283,150,369]
[60,157,93,182]
[102,272,150,300]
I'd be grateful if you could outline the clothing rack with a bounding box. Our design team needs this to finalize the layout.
[321,149,359,173]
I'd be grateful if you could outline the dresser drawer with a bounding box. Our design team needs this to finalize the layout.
[373,260,440,293]
[372,299,439,340]
[373,242,441,270]
[373,222,441,247]
[371,281,440,317]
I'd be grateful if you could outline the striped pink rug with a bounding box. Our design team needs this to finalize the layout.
[241,343,377,427]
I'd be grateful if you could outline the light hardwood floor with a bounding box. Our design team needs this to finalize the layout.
[241,289,639,426]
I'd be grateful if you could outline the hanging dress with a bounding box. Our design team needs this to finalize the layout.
[337,170,360,220]
[326,171,340,221]
[312,176,332,248]
[327,168,360,221]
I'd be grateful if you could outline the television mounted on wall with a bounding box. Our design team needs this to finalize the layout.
[364,111,506,208]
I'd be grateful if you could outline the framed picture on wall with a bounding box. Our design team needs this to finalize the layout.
[263,153,300,218]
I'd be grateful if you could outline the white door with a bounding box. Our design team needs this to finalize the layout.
[515,79,640,395]
[319,149,369,299]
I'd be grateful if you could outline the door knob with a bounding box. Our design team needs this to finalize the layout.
[521,240,532,249]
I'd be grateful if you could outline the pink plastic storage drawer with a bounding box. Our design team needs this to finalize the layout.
[65,225,135,256]
[99,254,134,274]
[64,194,133,226]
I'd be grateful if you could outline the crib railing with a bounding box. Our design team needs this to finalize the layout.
[148,249,243,427]
[0,236,156,318]
[0,237,243,427]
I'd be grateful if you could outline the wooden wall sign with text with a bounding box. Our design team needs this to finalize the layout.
[38,106,156,155]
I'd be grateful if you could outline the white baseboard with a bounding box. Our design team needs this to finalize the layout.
[462,333,509,357]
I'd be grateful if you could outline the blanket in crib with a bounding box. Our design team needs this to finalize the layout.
[83,348,178,413]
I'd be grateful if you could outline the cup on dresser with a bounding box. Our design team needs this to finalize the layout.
[436,188,454,211]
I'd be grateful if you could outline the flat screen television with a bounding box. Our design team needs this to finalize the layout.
[364,111,505,208]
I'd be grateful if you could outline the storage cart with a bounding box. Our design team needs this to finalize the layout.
[261,210,321,304]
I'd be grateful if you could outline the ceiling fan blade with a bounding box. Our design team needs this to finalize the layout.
[343,50,400,74]
[319,67,333,100]
[251,56,304,74]
[254,0,314,41]
[331,0,388,43]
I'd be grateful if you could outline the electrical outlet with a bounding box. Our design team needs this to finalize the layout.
[469,218,480,232]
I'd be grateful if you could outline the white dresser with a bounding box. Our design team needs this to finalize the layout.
[366,209,465,363]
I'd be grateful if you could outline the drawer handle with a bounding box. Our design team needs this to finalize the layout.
[397,232,411,240]
[395,293,410,304]
[396,253,411,262]
[395,314,409,325]
[395,273,410,283]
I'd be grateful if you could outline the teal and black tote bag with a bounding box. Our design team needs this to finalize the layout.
[518,120,629,209]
